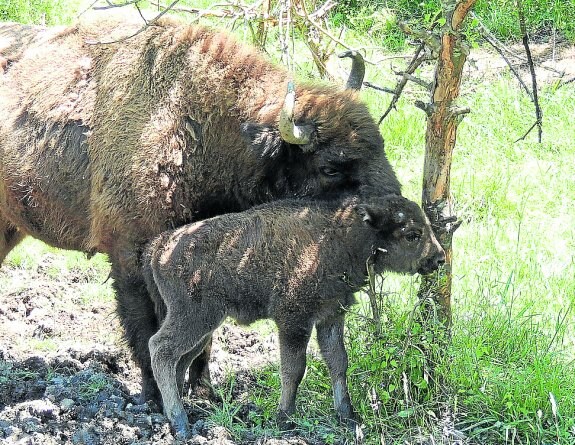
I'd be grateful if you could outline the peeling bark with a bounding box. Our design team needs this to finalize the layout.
[418,0,476,325]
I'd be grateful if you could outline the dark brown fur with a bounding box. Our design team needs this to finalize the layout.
[143,195,444,437]
[0,16,401,403]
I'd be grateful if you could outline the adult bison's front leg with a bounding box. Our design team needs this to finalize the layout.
[110,251,162,406]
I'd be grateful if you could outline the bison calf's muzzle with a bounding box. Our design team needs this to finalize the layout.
[143,195,444,438]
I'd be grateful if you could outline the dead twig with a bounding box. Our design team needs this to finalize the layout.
[85,0,181,45]
[378,44,427,124]
[364,82,395,94]
[471,12,532,97]
[515,0,542,143]
[392,69,432,90]
[557,76,575,89]
[93,0,140,10]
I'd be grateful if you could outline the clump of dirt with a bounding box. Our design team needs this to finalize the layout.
[0,254,318,445]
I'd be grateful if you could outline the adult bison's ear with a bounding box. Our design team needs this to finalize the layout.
[240,123,284,159]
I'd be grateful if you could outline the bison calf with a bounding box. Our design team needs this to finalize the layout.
[143,195,444,438]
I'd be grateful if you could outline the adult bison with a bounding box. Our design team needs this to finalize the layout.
[0,15,401,405]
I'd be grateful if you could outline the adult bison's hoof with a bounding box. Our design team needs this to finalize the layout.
[137,379,163,409]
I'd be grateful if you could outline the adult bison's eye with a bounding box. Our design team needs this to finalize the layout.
[319,166,342,177]
[404,230,422,242]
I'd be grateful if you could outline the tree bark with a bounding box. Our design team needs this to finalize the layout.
[418,0,476,325]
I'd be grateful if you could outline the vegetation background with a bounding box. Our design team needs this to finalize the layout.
[0,0,573,444]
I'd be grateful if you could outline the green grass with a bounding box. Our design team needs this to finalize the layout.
[0,0,82,24]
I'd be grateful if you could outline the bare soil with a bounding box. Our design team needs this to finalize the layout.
[0,252,316,445]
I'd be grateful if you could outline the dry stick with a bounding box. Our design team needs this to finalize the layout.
[93,0,140,10]
[378,44,426,124]
[78,0,100,17]
[470,12,562,77]
[364,82,396,94]
[477,30,532,97]
[557,76,575,89]
[515,0,542,143]
[86,0,181,45]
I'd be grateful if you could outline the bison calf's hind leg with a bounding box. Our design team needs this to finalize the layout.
[277,325,313,429]
[316,314,356,426]
[178,336,218,400]
[150,311,224,439]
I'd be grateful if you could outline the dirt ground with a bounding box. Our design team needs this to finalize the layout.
[0,253,314,445]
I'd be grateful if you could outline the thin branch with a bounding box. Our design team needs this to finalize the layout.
[517,0,542,143]
[378,44,427,124]
[363,82,395,94]
[78,0,100,18]
[392,69,432,90]
[514,121,538,143]
[93,0,140,10]
[470,11,563,76]
[471,12,532,97]
[85,0,181,45]
[557,76,575,89]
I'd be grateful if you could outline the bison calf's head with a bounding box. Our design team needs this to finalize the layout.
[356,196,445,276]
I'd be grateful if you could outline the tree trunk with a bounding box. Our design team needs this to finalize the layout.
[418,0,476,325]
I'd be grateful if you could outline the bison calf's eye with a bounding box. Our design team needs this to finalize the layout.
[404,230,422,242]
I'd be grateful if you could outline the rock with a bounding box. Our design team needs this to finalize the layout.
[24,399,60,420]
[60,398,76,412]
[71,427,99,445]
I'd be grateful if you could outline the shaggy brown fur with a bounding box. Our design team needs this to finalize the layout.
[0,16,402,404]
[143,195,445,438]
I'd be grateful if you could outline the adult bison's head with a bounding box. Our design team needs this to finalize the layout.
[240,81,402,202]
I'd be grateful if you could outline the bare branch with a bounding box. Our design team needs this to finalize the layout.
[93,0,140,10]
[78,0,100,18]
[514,121,539,143]
[85,0,181,45]
[557,76,575,89]
[364,82,395,95]
[516,0,542,142]
[392,69,432,90]
[378,44,427,124]
[471,12,532,97]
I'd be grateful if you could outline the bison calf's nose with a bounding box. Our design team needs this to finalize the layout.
[434,250,446,268]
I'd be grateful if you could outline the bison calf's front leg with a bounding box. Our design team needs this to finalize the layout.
[277,327,312,429]
[316,314,356,426]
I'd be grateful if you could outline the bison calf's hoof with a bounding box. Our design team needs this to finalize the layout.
[277,410,297,431]
[171,411,192,440]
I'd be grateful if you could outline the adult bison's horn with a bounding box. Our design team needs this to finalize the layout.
[278,81,314,146]
[338,50,365,90]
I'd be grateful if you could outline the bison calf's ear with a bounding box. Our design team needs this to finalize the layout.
[240,123,284,159]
